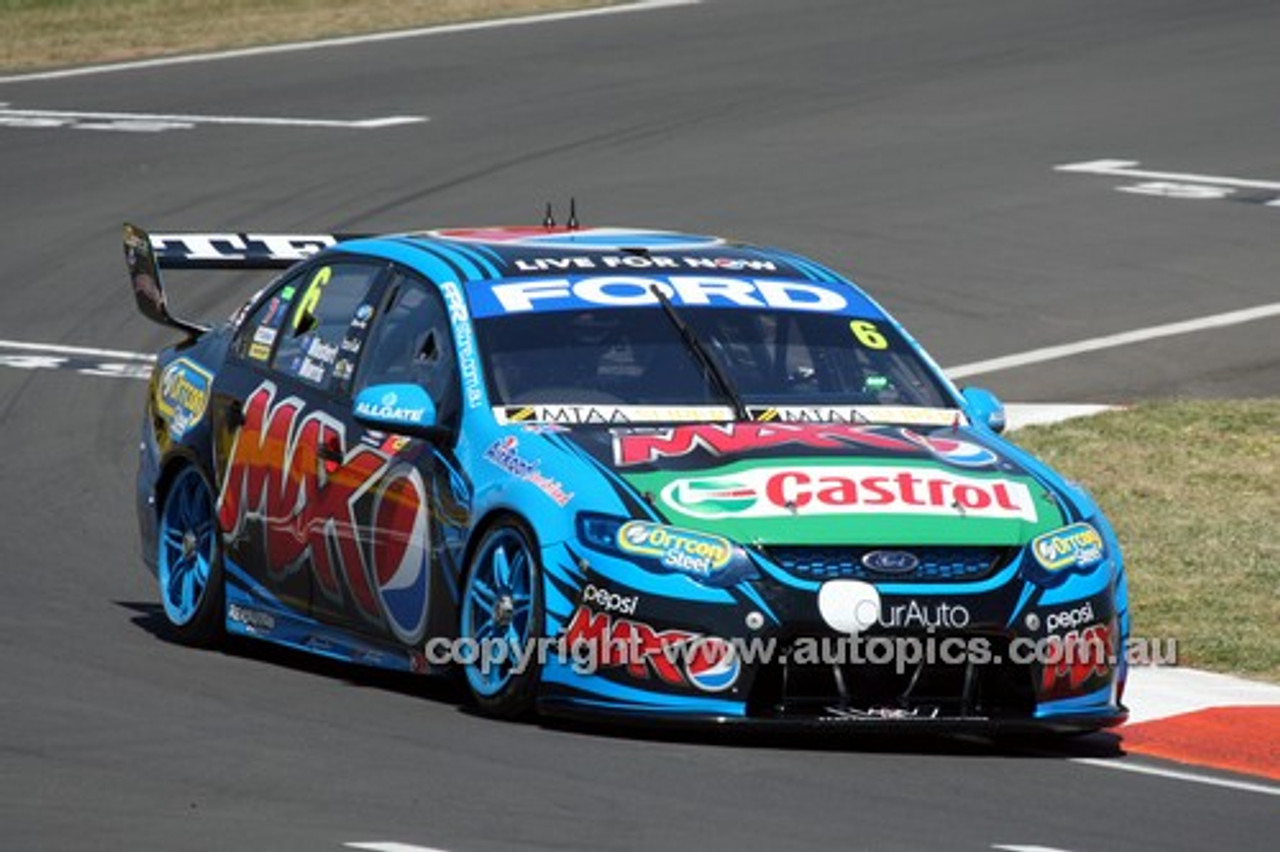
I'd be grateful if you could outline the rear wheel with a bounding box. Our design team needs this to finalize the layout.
[157,465,224,645]
[459,522,543,718]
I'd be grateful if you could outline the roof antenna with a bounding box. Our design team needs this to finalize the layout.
[567,197,579,231]
[543,202,556,230]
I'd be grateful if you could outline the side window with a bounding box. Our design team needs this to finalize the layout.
[232,281,295,363]
[356,272,458,419]
[270,262,383,393]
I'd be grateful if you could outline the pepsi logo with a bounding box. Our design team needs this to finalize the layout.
[432,226,724,251]
[371,464,430,645]
[903,430,999,468]
[684,637,740,692]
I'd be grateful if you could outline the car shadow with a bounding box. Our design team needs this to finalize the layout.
[119,598,1125,759]
[117,599,470,707]
[534,711,1125,759]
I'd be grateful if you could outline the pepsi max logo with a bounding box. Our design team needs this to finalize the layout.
[684,637,740,692]
[371,465,431,645]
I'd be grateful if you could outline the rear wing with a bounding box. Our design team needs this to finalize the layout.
[123,223,365,336]
[149,231,365,269]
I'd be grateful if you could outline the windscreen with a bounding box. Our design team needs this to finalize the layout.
[474,306,954,412]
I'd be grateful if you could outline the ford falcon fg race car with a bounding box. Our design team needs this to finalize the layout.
[127,221,1128,731]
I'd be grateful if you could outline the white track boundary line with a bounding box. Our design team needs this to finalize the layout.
[1072,757,1280,797]
[0,0,701,84]
[0,107,425,129]
[1056,159,1280,192]
[345,843,452,852]
[0,339,155,362]
[946,302,1280,379]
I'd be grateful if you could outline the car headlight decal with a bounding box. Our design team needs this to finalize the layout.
[574,513,755,588]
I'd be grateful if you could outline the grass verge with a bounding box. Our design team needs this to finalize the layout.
[0,0,612,72]
[1013,399,1279,683]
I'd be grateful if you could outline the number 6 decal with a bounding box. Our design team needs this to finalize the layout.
[293,266,332,330]
[850,319,888,349]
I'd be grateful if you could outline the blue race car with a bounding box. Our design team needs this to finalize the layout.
[127,222,1128,731]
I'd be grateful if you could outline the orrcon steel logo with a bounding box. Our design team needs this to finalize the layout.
[1031,522,1105,572]
[660,465,1038,522]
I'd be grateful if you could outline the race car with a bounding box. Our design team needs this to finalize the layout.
[127,221,1128,731]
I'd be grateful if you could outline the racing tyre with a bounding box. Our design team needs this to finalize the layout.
[157,465,225,646]
[459,521,544,718]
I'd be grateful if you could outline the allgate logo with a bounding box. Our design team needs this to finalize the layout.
[217,382,430,638]
[661,466,1037,522]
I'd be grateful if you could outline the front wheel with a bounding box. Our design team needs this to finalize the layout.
[459,521,543,718]
[156,464,224,646]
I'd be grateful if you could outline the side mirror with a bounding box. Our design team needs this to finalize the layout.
[961,386,1006,434]
[353,384,448,442]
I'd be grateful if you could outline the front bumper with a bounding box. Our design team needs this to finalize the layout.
[535,539,1129,732]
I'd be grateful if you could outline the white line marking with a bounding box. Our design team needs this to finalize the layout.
[0,0,701,84]
[1001,403,1115,431]
[1124,665,1280,725]
[345,843,453,852]
[0,339,155,362]
[945,302,1280,379]
[1056,159,1280,192]
[993,845,1077,852]
[1072,758,1280,797]
[1115,181,1234,200]
[0,107,426,129]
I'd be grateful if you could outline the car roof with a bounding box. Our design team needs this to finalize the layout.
[339,226,852,287]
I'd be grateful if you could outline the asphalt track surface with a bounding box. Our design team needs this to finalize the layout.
[1,1,1278,850]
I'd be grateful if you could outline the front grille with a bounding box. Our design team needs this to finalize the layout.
[761,545,1011,583]
[746,634,1036,720]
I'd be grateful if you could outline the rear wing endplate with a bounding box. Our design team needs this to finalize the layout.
[124,223,210,337]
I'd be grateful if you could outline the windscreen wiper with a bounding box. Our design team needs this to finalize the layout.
[649,285,750,421]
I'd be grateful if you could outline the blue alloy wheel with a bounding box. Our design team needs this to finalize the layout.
[157,465,224,644]
[460,522,543,717]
